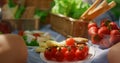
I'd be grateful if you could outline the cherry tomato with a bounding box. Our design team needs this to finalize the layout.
[55,47,64,62]
[82,46,89,57]
[18,31,24,36]
[64,48,75,61]
[71,46,77,52]
[44,48,52,60]
[100,19,111,27]
[66,38,75,46]
[98,26,110,37]
[75,47,85,60]
[51,47,57,58]
[109,22,119,30]
[33,33,40,39]
[91,34,102,44]
[109,30,120,44]
[88,22,97,29]
[61,47,67,53]
[88,26,98,36]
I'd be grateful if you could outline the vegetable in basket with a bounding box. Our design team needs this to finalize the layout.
[51,0,90,19]
[34,9,48,22]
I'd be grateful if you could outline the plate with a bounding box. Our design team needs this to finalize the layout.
[40,46,95,63]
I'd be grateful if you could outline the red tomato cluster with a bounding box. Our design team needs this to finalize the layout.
[44,38,89,62]
[88,19,120,48]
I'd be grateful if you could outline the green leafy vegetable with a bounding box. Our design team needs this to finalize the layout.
[34,9,48,22]
[22,35,39,46]
[51,0,90,19]
[15,5,25,19]
[8,0,16,8]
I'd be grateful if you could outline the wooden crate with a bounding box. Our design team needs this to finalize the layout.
[50,14,89,38]
[3,19,40,31]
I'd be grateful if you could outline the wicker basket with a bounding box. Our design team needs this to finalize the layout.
[50,14,89,38]
[25,0,53,10]
[3,19,40,31]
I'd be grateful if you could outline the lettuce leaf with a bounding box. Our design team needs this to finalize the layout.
[51,0,90,19]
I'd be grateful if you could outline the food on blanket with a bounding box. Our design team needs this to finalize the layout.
[54,47,65,61]
[18,30,51,46]
[88,26,98,36]
[42,37,89,62]
[64,47,76,61]
[91,34,102,44]
[88,22,98,29]
[109,22,119,30]
[36,40,65,53]
[66,38,75,46]
[88,19,120,48]
[109,30,120,44]
[100,18,111,27]
[98,26,110,37]
[73,37,88,44]
[0,34,28,63]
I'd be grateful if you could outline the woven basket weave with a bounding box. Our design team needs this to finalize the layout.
[3,19,40,31]
[25,0,53,10]
[50,14,89,38]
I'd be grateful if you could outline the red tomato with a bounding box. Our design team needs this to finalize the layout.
[66,38,75,46]
[88,26,98,36]
[109,22,119,30]
[51,47,57,58]
[44,48,52,60]
[91,34,102,44]
[100,19,111,27]
[109,30,120,44]
[33,33,40,39]
[18,31,24,36]
[110,30,120,36]
[98,26,110,37]
[71,46,77,52]
[61,47,67,53]
[55,48,64,62]
[88,22,97,29]
[64,48,75,61]
[83,46,89,54]
[75,47,85,60]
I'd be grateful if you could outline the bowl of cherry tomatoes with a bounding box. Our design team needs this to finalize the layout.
[40,38,95,63]
[88,19,120,49]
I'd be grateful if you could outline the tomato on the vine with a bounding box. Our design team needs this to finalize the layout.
[82,46,89,57]
[51,47,57,58]
[71,46,77,52]
[64,48,75,61]
[109,22,119,30]
[75,47,85,60]
[33,33,40,39]
[55,47,64,62]
[61,47,67,53]
[88,22,97,29]
[18,31,24,36]
[44,48,52,60]
[98,26,110,37]
[66,38,75,46]
[88,26,98,36]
